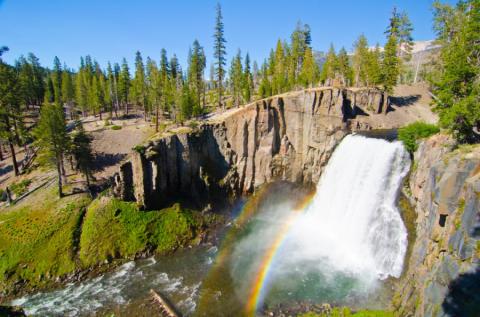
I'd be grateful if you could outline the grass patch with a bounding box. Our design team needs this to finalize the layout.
[299,308,394,317]
[0,186,91,293]
[398,122,440,152]
[79,197,202,268]
[111,125,122,130]
[8,179,32,197]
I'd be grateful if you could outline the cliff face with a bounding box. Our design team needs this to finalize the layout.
[113,88,393,209]
[394,135,480,317]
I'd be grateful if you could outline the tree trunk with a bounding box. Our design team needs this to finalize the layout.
[113,76,120,119]
[56,158,63,198]
[155,103,159,132]
[8,140,19,176]
[60,153,67,183]
[12,119,21,145]
[0,144,3,161]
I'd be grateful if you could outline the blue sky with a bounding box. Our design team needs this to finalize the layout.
[0,0,454,71]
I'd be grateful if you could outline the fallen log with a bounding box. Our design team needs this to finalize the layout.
[150,289,181,317]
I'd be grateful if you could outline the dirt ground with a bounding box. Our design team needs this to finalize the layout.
[0,113,155,193]
[85,114,154,180]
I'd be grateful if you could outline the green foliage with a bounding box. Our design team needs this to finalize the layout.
[398,122,440,152]
[300,47,320,87]
[382,34,399,93]
[229,49,244,106]
[188,39,207,110]
[79,197,201,267]
[111,125,122,130]
[132,144,146,154]
[320,44,337,85]
[213,3,227,109]
[9,179,32,197]
[431,0,480,143]
[0,187,91,292]
[33,102,70,196]
[70,123,94,185]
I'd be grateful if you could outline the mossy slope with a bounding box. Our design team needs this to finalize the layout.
[0,186,91,293]
[79,197,202,267]
[0,186,204,296]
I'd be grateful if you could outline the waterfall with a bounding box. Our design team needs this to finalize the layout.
[290,134,411,279]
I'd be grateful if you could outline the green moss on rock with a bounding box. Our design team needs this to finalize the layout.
[79,197,202,267]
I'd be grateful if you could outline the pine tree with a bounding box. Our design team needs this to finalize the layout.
[352,35,369,86]
[61,69,75,119]
[52,56,62,105]
[242,53,253,103]
[336,47,352,86]
[146,57,162,131]
[213,3,227,109]
[159,49,171,112]
[366,44,382,86]
[44,76,55,104]
[299,47,319,87]
[132,51,147,119]
[106,62,119,118]
[170,54,180,80]
[272,40,287,94]
[75,61,88,116]
[33,103,70,197]
[188,40,206,113]
[431,0,480,142]
[71,122,94,187]
[258,60,272,98]
[179,80,194,121]
[229,49,243,107]
[27,53,45,106]
[0,62,21,176]
[320,44,337,86]
[382,33,399,93]
[16,55,35,108]
[118,58,131,115]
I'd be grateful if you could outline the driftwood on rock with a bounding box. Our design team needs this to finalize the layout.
[150,289,181,317]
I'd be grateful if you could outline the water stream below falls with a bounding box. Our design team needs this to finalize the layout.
[11,134,411,316]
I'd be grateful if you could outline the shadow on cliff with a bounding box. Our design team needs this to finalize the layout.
[149,127,232,211]
[93,152,127,172]
[442,214,480,317]
[442,266,480,317]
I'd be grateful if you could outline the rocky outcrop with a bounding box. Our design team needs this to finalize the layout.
[394,135,480,317]
[112,87,426,209]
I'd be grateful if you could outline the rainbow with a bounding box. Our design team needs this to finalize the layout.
[245,192,315,315]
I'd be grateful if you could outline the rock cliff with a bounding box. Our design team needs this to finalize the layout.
[394,134,480,317]
[112,87,432,210]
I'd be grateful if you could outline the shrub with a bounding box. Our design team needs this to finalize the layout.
[111,125,122,130]
[133,145,146,154]
[9,179,32,197]
[398,122,440,152]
